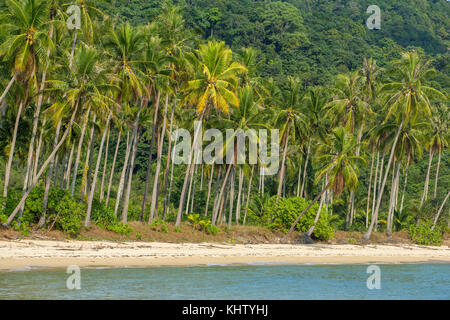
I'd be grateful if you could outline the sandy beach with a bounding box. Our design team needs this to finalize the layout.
[0,239,449,270]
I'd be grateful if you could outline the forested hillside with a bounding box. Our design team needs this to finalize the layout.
[99,0,450,88]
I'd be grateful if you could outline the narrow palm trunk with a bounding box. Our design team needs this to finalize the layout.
[366,149,375,228]
[0,72,17,106]
[386,161,399,237]
[235,167,244,223]
[38,120,62,227]
[140,90,161,220]
[296,164,302,197]
[121,129,139,224]
[364,121,404,240]
[211,164,232,225]
[85,113,111,227]
[84,115,97,198]
[71,108,90,195]
[300,137,311,197]
[64,144,75,189]
[69,29,78,69]
[166,130,179,219]
[162,102,176,220]
[228,166,235,228]
[3,99,24,199]
[284,182,331,240]
[204,165,215,217]
[99,126,110,201]
[433,150,441,198]
[420,148,433,207]
[189,162,199,215]
[114,131,132,216]
[33,117,47,181]
[432,191,450,230]
[400,157,410,214]
[121,97,145,223]
[243,165,255,225]
[105,131,121,207]
[277,125,290,197]
[306,181,325,237]
[149,94,169,223]
[175,112,205,226]
[4,99,80,227]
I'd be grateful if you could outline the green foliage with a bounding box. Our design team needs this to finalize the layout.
[151,219,169,234]
[106,222,134,236]
[408,220,443,246]
[188,213,219,235]
[261,196,334,241]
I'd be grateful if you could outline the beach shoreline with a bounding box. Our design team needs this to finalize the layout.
[1,239,449,271]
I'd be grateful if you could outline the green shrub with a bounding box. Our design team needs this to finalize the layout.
[107,222,134,236]
[261,196,334,241]
[408,220,443,246]
[189,214,219,236]
[91,200,117,227]
[151,219,169,233]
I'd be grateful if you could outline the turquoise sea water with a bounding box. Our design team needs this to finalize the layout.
[0,263,449,299]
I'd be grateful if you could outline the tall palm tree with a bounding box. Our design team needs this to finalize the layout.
[175,40,247,226]
[364,51,445,240]
[284,127,364,240]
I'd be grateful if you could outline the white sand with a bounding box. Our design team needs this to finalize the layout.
[1,239,449,270]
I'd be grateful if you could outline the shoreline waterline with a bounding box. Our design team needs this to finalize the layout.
[1,239,450,271]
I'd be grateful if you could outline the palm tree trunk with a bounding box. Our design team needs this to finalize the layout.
[121,96,145,223]
[306,182,325,237]
[400,157,410,214]
[296,164,302,197]
[243,165,255,225]
[162,102,176,220]
[235,167,244,223]
[121,129,139,224]
[105,131,121,208]
[277,125,290,197]
[38,120,62,227]
[114,131,132,216]
[374,151,385,231]
[71,108,90,195]
[211,163,232,225]
[0,72,17,106]
[204,165,215,217]
[99,126,110,201]
[4,99,80,227]
[2,99,24,199]
[364,121,404,240]
[228,166,235,228]
[300,137,311,198]
[166,129,179,220]
[149,94,169,223]
[387,161,399,237]
[366,148,375,228]
[69,29,78,69]
[189,162,199,215]
[84,115,97,198]
[432,191,450,230]
[140,90,161,220]
[284,182,331,240]
[85,113,111,227]
[33,117,46,181]
[175,111,205,226]
[433,150,441,198]
[420,148,433,207]
[64,143,75,189]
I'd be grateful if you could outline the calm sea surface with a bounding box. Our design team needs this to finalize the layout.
[1,263,449,299]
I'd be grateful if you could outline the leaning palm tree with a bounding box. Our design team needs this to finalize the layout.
[175,40,247,226]
[283,127,364,240]
[363,51,445,240]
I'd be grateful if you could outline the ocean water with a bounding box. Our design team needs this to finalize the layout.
[0,263,449,299]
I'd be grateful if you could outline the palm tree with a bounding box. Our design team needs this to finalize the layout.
[364,51,445,240]
[175,40,247,226]
[284,127,364,240]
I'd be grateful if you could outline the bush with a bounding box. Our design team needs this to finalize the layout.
[106,222,134,236]
[261,196,334,241]
[408,220,443,246]
[151,219,169,233]
[188,214,219,235]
